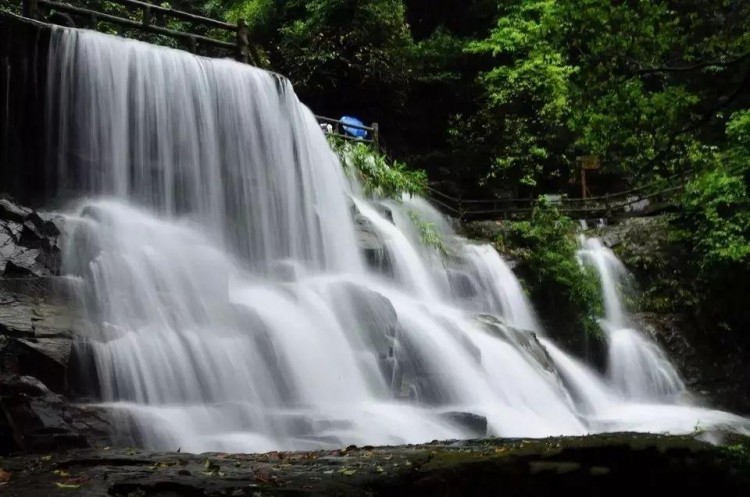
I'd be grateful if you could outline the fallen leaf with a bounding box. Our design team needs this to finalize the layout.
[53,470,70,478]
[0,469,11,483]
[375,466,384,473]
[55,482,80,489]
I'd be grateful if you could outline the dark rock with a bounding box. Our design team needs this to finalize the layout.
[0,199,63,277]
[476,314,554,374]
[3,433,750,495]
[0,276,102,454]
[0,198,32,223]
[446,269,479,300]
[6,338,72,394]
[0,374,109,454]
[373,202,394,224]
[352,202,394,276]
[440,412,488,437]
[636,312,750,413]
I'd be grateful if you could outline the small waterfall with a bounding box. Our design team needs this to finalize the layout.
[43,26,750,453]
[578,236,686,401]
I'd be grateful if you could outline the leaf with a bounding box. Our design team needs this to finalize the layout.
[0,469,11,483]
[340,469,357,476]
[53,470,70,478]
[55,482,80,489]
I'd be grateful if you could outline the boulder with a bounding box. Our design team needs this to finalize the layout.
[446,269,480,300]
[351,202,394,276]
[440,411,488,438]
[0,274,103,454]
[0,198,31,223]
[0,374,109,454]
[0,198,62,277]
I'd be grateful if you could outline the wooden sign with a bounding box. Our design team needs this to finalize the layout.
[580,155,600,170]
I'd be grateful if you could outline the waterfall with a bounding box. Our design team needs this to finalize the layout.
[45,27,749,453]
[578,236,686,401]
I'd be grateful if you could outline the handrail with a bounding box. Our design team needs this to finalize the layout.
[20,0,251,60]
[315,115,375,133]
[316,115,380,148]
[427,176,689,221]
[103,0,237,31]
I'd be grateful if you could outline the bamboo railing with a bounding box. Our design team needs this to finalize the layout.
[19,0,251,61]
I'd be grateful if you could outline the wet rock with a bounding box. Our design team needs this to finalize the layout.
[0,275,103,454]
[636,312,750,412]
[352,202,394,276]
[3,433,750,495]
[373,202,394,224]
[440,412,488,438]
[446,269,479,300]
[5,338,72,394]
[476,314,554,374]
[0,198,62,277]
[0,374,109,454]
[0,198,32,223]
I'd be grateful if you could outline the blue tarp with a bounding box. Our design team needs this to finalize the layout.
[340,116,368,139]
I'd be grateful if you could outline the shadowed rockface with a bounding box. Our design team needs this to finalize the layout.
[2,433,750,496]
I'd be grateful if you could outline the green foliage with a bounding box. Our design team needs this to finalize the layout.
[328,137,426,199]
[466,0,575,188]
[671,111,750,337]
[498,199,603,339]
[461,0,750,192]
[408,210,449,256]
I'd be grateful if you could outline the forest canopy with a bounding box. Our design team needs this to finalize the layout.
[196,0,749,200]
[4,0,749,198]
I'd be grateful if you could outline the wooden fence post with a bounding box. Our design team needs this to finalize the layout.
[22,0,39,19]
[604,192,611,218]
[236,19,249,63]
[372,122,380,149]
[142,5,152,27]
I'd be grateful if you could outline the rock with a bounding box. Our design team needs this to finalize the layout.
[476,314,554,374]
[0,198,32,223]
[0,198,63,277]
[0,275,102,454]
[2,433,750,495]
[352,202,394,276]
[440,411,488,437]
[6,338,72,394]
[446,269,479,300]
[0,374,109,454]
[373,202,394,224]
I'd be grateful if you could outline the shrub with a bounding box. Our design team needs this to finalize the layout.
[498,199,603,343]
[328,137,427,199]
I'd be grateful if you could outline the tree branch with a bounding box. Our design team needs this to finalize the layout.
[634,52,750,75]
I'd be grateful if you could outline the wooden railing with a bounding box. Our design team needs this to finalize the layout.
[316,115,380,148]
[19,0,251,61]
[428,174,689,221]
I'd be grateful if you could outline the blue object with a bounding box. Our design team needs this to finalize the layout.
[340,116,368,139]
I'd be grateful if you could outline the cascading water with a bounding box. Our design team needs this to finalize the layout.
[578,237,686,401]
[45,27,749,453]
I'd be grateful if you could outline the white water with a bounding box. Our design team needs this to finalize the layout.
[578,237,686,401]
[46,28,749,453]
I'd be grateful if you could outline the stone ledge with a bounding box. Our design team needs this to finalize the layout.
[1,433,749,496]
